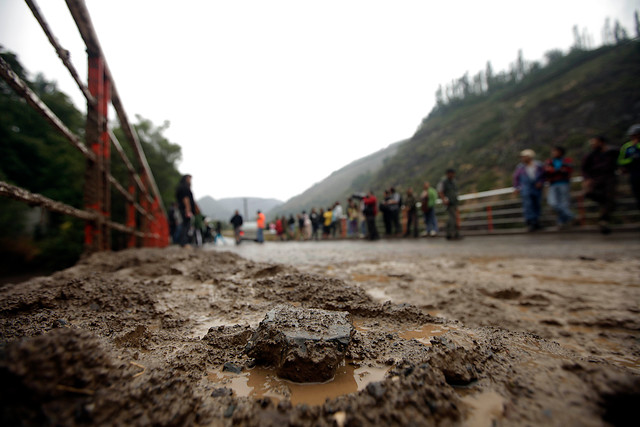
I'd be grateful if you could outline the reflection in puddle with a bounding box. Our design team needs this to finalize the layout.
[459,390,505,427]
[209,362,389,406]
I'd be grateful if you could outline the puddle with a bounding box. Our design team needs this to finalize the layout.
[351,274,390,283]
[460,390,505,427]
[353,318,455,346]
[209,362,389,406]
[398,324,451,345]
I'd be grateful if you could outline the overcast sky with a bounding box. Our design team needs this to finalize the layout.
[1,0,638,202]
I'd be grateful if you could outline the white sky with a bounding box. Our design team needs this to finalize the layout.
[1,0,638,201]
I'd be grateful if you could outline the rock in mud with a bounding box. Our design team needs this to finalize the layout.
[245,304,354,382]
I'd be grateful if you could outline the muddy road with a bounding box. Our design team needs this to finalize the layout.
[1,233,638,426]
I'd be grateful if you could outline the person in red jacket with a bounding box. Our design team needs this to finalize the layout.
[363,190,379,241]
[543,146,574,228]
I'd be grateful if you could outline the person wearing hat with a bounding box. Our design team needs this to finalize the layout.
[618,124,640,209]
[513,149,545,231]
[437,168,460,240]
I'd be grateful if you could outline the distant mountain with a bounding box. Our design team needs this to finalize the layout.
[269,140,404,218]
[197,196,283,221]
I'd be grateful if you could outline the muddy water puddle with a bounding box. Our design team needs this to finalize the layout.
[354,318,454,346]
[209,362,389,406]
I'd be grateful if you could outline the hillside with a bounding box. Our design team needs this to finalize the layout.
[367,42,640,194]
[197,196,283,221]
[269,140,403,217]
[270,41,639,217]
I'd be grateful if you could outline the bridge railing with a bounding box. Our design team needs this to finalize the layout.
[0,0,168,252]
[437,176,639,235]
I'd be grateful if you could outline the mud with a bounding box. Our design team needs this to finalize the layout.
[0,234,639,426]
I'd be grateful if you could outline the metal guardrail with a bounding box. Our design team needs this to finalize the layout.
[436,176,638,235]
[0,0,169,251]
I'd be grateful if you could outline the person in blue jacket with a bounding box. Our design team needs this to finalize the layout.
[513,149,545,231]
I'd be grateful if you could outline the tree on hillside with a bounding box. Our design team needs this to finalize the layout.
[613,20,629,43]
[1,49,86,271]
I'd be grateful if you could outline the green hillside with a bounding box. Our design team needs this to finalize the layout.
[367,41,640,194]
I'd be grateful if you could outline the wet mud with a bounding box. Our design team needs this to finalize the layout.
[0,235,639,426]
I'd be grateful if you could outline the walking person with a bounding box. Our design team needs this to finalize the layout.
[420,181,439,236]
[175,174,199,247]
[513,149,545,232]
[230,210,243,244]
[618,124,640,209]
[363,190,379,241]
[403,188,419,237]
[543,146,574,228]
[438,169,461,240]
[582,135,619,234]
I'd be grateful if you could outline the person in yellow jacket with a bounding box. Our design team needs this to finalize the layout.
[618,124,640,209]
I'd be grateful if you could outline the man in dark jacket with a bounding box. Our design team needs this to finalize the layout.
[438,169,461,239]
[175,174,198,247]
[230,210,243,244]
[583,136,618,234]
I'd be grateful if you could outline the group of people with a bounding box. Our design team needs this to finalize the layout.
[264,173,458,242]
[514,124,640,234]
[169,124,639,246]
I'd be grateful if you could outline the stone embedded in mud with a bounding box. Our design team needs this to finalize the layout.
[245,304,354,383]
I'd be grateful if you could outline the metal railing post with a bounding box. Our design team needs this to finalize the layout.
[486,205,494,232]
[127,174,136,248]
[83,54,105,252]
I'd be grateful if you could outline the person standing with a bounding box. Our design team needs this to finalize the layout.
[323,207,333,239]
[543,146,574,228]
[381,189,392,236]
[256,210,266,243]
[420,181,439,236]
[618,124,640,209]
[332,201,343,238]
[175,174,199,247]
[387,187,402,235]
[363,190,379,241]
[403,188,419,237]
[438,169,460,240]
[347,199,359,237]
[310,208,320,241]
[230,210,243,244]
[513,149,545,232]
[582,135,619,234]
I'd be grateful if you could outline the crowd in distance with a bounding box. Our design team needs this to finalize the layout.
[170,124,640,247]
